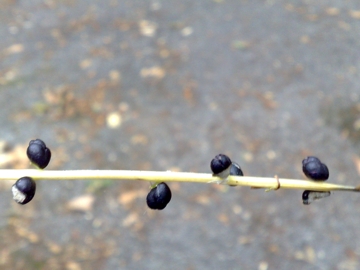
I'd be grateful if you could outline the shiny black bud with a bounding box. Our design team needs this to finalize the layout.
[210,154,232,178]
[302,156,329,181]
[27,139,51,169]
[12,177,36,205]
[146,182,172,210]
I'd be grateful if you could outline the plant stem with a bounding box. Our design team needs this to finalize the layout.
[0,169,358,192]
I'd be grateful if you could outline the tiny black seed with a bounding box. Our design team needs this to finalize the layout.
[12,176,36,205]
[302,156,329,181]
[210,154,232,175]
[27,139,51,169]
[146,182,172,210]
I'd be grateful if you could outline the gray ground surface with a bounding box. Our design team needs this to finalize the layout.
[1,0,360,269]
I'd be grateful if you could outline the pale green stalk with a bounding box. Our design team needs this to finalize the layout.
[0,169,358,192]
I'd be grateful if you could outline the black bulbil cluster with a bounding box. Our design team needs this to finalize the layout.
[210,154,244,186]
[12,139,51,205]
[9,137,337,208]
[208,153,331,205]
[301,156,330,205]
[146,153,244,210]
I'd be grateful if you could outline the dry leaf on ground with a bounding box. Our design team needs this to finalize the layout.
[66,194,95,212]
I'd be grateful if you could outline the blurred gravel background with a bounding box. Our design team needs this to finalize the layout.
[1,0,360,269]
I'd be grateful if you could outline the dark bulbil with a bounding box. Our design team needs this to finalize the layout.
[230,162,244,176]
[302,190,331,205]
[210,154,232,175]
[228,162,244,187]
[302,156,329,181]
[146,182,172,210]
[27,139,51,169]
[12,177,36,205]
